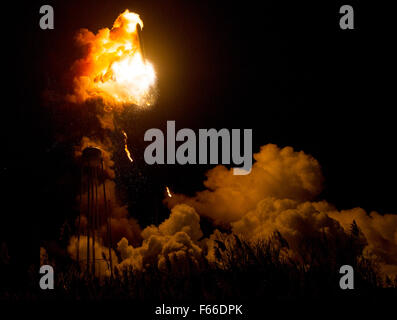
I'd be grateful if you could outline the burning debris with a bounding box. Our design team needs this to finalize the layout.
[166,186,172,198]
[122,130,133,163]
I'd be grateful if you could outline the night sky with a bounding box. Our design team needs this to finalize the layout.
[1,0,396,272]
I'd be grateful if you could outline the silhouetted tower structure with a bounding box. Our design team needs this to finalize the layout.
[77,147,113,277]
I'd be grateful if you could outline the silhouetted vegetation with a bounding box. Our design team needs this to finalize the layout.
[1,229,396,301]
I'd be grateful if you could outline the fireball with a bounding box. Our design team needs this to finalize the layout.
[70,10,156,108]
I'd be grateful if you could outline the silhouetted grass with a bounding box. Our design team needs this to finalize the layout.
[1,230,396,301]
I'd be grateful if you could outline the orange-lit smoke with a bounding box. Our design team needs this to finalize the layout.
[73,137,142,248]
[165,144,397,277]
[68,10,156,108]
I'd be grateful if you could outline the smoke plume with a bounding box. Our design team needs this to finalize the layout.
[165,144,397,277]
[117,204,203,274]
[165,144,323,223]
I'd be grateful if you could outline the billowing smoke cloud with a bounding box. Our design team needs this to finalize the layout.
[165,144,397,277]
[67,137,142,271]
[166,144,323,223]
[230,198,397,276]
[232,199,343,242]
[117,204,203,275]
[68,235,118,277]
[75,137,142,246]
[328,208,397,276]
[67,132,397,280]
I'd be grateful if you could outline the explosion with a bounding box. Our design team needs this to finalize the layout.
[69,9,156,108]
[65,11,156,278]
[59,9,397,290]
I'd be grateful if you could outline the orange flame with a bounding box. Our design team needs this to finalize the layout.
[122,130,133,163]
[70,10,156,108]
[166,186,172,198]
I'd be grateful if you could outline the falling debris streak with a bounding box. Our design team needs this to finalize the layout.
[166,186,172,198]
[122,130,133,163]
